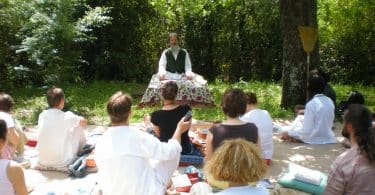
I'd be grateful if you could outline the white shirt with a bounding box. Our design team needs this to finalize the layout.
[95,125,182,195]
[0,159,14,195]
[37,109,85,168]
[0,111,15,129]
[298,94,336,144]
[214,185,269,195]
[158,47,194,77]
[240,109,273,159]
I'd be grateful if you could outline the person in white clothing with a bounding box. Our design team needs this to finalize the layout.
[281,76,336,144]
[158,32,194,80]
[204,138,268,195]
[240,92,273,165]
[37,87,87,169]
[0,93,20,160]
[95,91,192,195]
[0,119,27,195]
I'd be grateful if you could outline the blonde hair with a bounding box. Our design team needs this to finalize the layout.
[204,138,267,184]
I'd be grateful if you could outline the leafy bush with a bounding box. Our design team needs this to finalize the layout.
[318,0,375,84]
[16,0,111,84]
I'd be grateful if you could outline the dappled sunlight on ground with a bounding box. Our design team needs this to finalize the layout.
[266,120,347,182]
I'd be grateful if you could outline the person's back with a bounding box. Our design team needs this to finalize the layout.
[302,94,335,144]
[210,123,258,150]
[95,91,191,195]
[206,88,259,161]
[215,185,268,195]
[96,126,166,194]
[151,104,191,153]
[240,92,273,160]
[150,81,192,154]
[37,87,86,168]
[0,159,14,195]
[38,109,84,167]
[0,119,27,195]
[241,109,273,159]
[0,93,20,160]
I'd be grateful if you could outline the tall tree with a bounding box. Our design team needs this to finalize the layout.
[280,0,319,108]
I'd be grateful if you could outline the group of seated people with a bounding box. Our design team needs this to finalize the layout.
[0,35,374,194]
[1,76,374,194]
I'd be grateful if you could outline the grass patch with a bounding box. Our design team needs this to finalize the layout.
[11,80,374,126]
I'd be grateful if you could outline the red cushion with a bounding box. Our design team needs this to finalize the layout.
[26,140,37,147]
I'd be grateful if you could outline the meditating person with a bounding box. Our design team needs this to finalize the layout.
[158,32,194,80]
[0,93,20,160]
[37,87,87,169]
[311,68,336,105]
[150,81,193,154]
[240,92,273,165]
[280,76,336,144]
[204,138,268,195]
[95,91,192,195]
[205,88,259,160]
[0,119,28,195]
[293,69,336,116]
[139,32,213,107]
[324,104,375,194]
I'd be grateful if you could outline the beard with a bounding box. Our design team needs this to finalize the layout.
[171,45,179,52]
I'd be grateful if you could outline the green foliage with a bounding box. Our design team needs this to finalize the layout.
[318,0,375,84]
[0,0,30,91]
[0,0,374,87]
[16,0,111,84]
[82,0,164,81]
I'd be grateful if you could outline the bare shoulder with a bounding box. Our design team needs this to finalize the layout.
[7,161,28,195]
[7,161,25,180]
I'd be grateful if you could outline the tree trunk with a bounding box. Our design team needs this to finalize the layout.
[280,0,319,108]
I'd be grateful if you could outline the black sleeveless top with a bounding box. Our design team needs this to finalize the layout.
[165,49,186,74]
[150,105,192,154]
[209,123,258,151]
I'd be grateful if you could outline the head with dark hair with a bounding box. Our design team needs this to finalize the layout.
[310,68,330,83]
[107,91,132,124]
[0,119,7,142]
[221,88,247,118]
[338,91,365,113]
[161,81,178,101]
[0,93,14,112]
[347,91,365,105]
[47,87,65,108]
[307,75,325,97]
[244,92,257,105]
[342,104,375,163]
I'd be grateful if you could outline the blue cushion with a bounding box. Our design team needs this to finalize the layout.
[180,155,204,165]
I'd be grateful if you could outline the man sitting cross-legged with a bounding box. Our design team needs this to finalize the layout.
[95,91,192,195]
[37,87,87,170]
[280,76,336,144]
